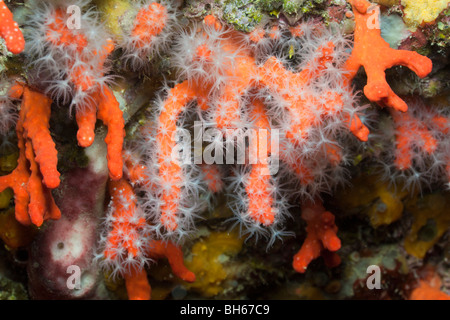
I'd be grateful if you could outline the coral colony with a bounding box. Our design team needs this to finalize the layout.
[0,0,449,300]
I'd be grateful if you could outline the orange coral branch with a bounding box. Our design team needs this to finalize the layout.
[146,240,196,283]
[20,86,60,189]
[132,2,168,46]
[390,109,437,170]
[75,85,124,180]
[0,83,60,226]
[104,178,147,262]
[156,81,209,231]
[123,240,196,300]
[95,86,125,180]
[105,176,195,300]
[345,0,432,112]
[410,267,450,300]
[124,268,151,300]
[45,7,123,180]
[246,98,276,226]
[76,103,97,148]
[293,199,341,273]
[0,0,25,54]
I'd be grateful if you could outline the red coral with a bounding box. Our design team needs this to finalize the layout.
[245,98,277,225]
[0,0,25,54]
[149,15,367,233]
[410,281,450,300]
[102,175,195,300]
[293,200,341,273]
[0,82,60,226]
[344,0,432,112]
[385,98,450,185]
[410,267,450,300]
[124,240,196,300]
[200,164,224,194]
[390,109,438,170]
[103,178,148,268]
[154,81,210,232]
[131,2,168,45]
[121,1,176,69]
[76,85,125,180]
[45,9,114,92]
[44,7,125,180]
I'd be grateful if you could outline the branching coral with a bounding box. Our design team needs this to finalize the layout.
[0,0,25,54]
[75,84,125,180]
[371,98,450,190]
[0,0,444,296]
[130,0,436,276]
[344,0,449,192]
[98,165,195,300]
[293,200,341,273]
[344,0,433,112]
[391,104,449,175]
[141,13,368,241]
[121,0,177,70]
[100,177,150,275]
[25,0,125,180]
[0,82,60,226]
